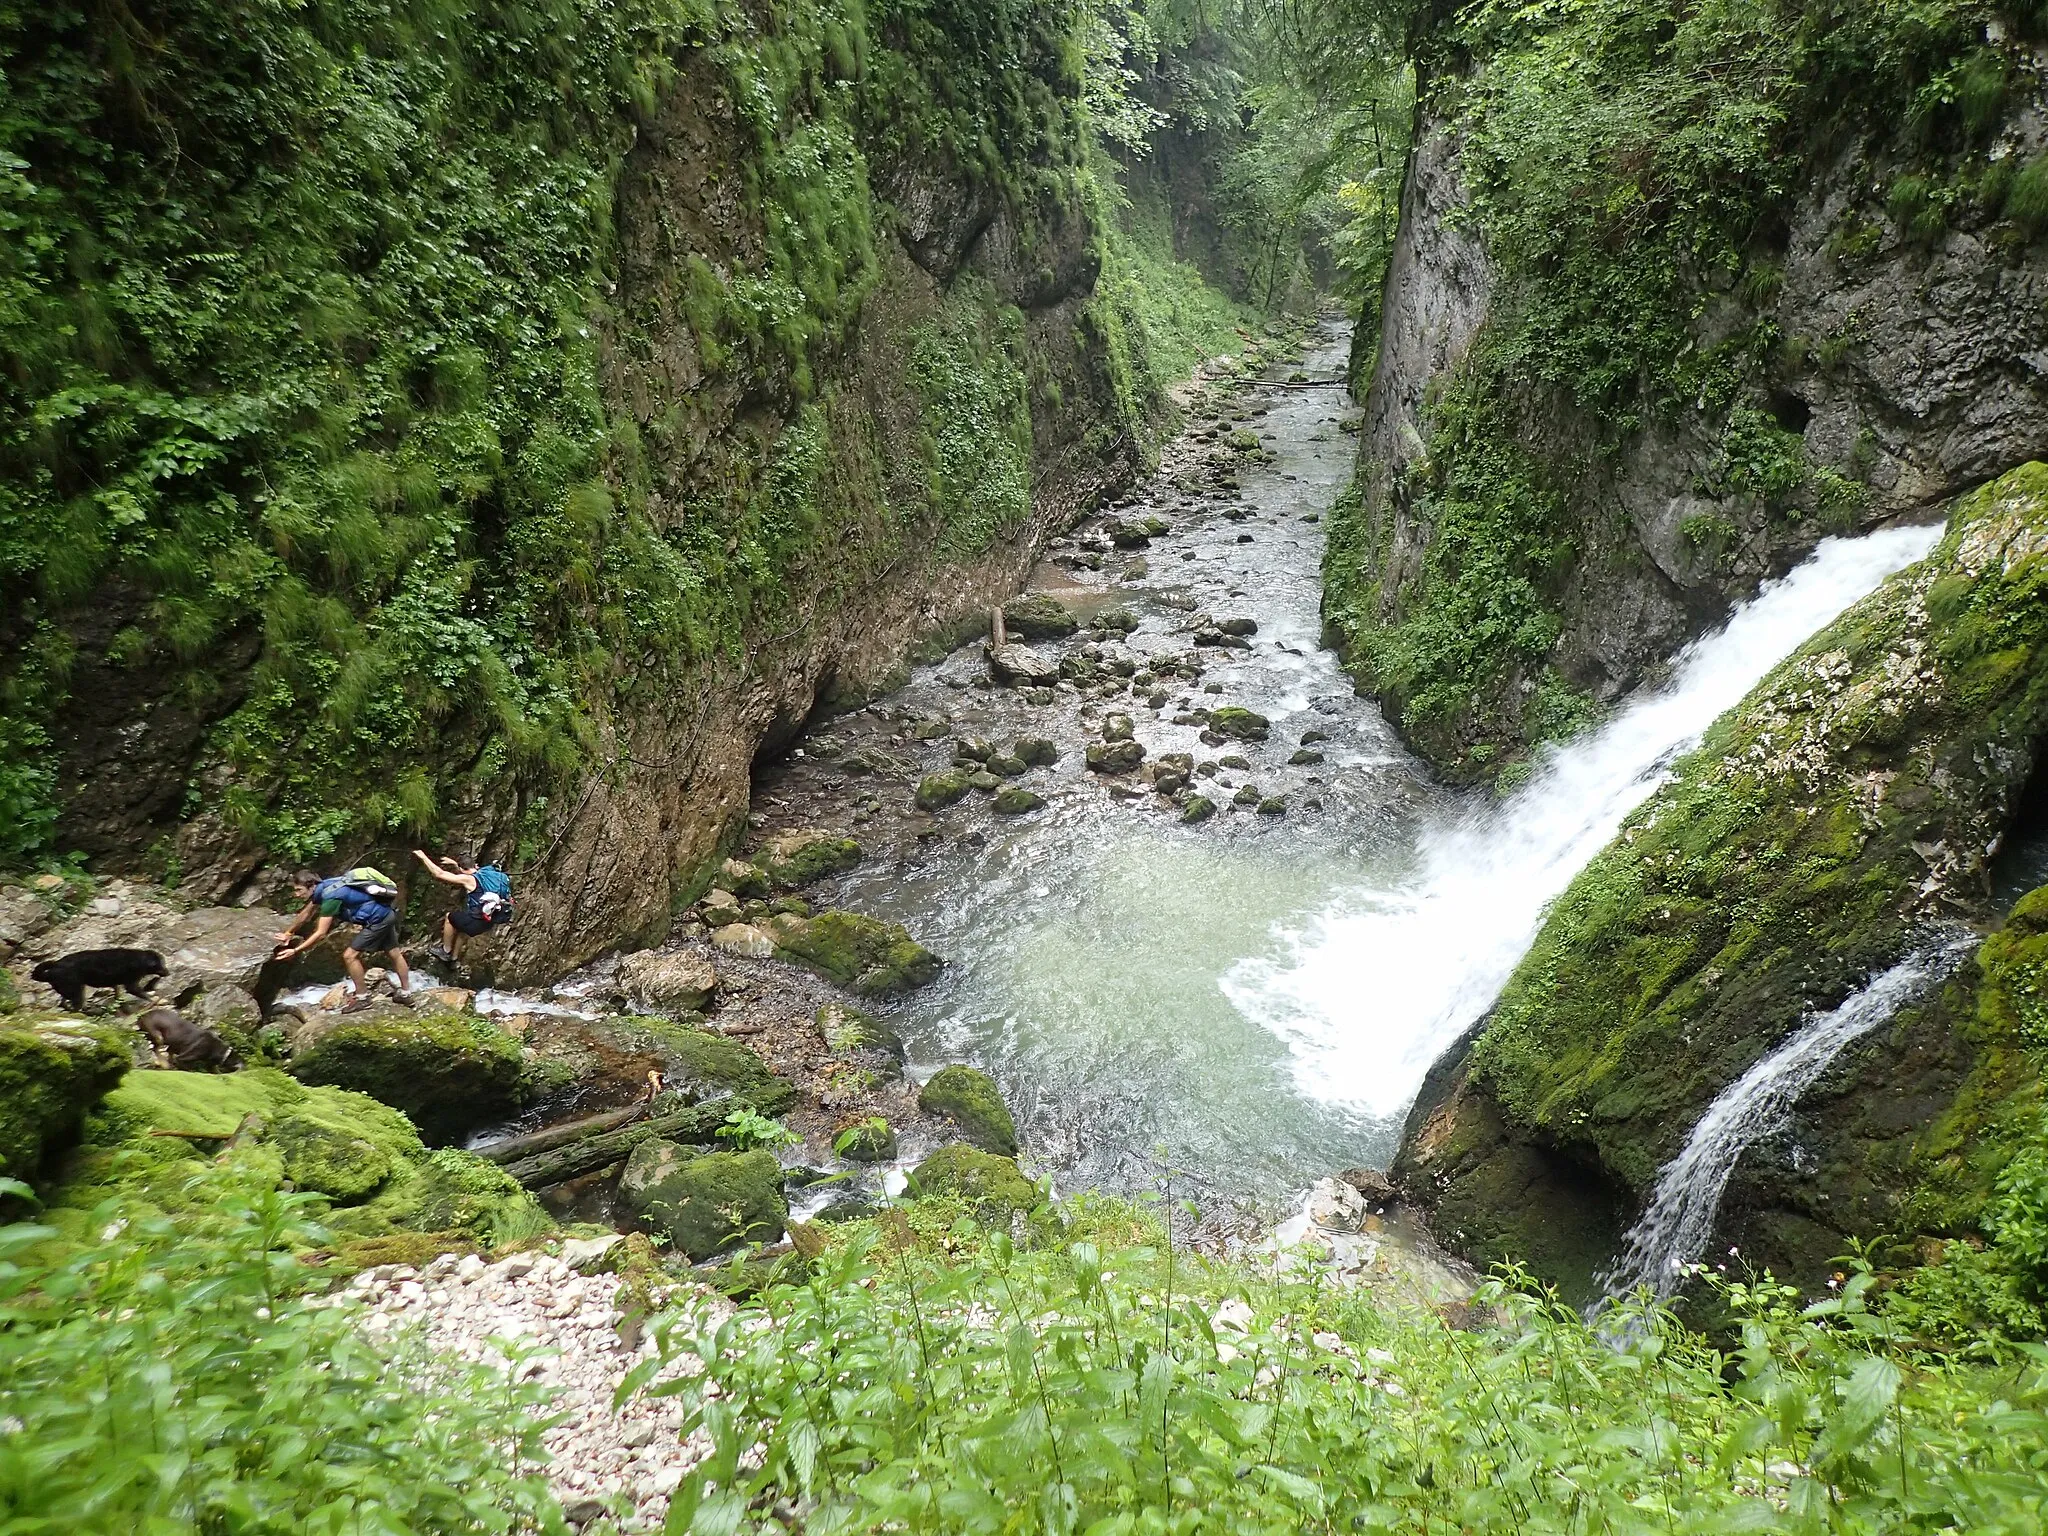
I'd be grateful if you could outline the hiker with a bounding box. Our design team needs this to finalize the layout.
[411,848,514,964]
[274,866,412,1011]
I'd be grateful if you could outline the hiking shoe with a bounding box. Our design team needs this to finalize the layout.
[338,996,373,1014]
[389,989,416,1008]
[422,944,456,965]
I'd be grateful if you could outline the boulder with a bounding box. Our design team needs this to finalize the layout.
[1013,737,1058,767]
[150,905,298,1004]
[817,1002,905,1076]
[1090,608,1139,635]
[713,858,771,900]
[1003,593,1080,640]
[188,983,264,1051]
[906,1145,1040,1223]
[1257,797,1287,816]
[1207,707,1271,741]
[1101,713,1135,743]
[918,1065,1017,1154]
[774,910,940,996]
[0,1019,129,1181]
[993,788,1045,815]
[700,889,743,927]
[1306,1177,1368,1233]
[711,923,778,961]
[1085,740,1146,775]
[621,1143,787,1261]
[635,1019,786,1103]
[754,829,862,890]
[987,644,1060,685]
[1289,749,1325,765]
[1216,617,1259,637]
[965,770,1002,791]
[832,1116,898,1162]
[617,951,719,1014]
[987,755,1028,778]
[288,1010,529,1145]
[1181,795,1217,825]
[412,986,475,1014]
[915,770,972,812]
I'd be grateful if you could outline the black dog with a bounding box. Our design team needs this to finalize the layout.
[137,1006,242,1072]
[31,948,167,1010]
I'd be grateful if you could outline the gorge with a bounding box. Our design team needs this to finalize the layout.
[5,1,2048,1531]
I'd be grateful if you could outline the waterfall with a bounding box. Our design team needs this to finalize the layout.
[1597,939,1972,1302]
[1222,523,1945,1121]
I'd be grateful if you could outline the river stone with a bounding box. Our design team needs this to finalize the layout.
[966,770,1002,792]
[774,910,941,996]
[1091,608,1139,635]
[0,1019,129,1180]
[713,858,770,899]
[1289,749,1325,765]
[1257,797,1287,816]
[622,1144,787,1261]
[188,983,264,1049]
[816,1002,905,1073]
[987,644,1060,685]
[1306,1177,1369,1233]
[993,788,1045,815]
[1152,773,1188,797]
[988,754,1028,778]
[616,951,718,1014]
[915,770,972,811]
[1003,593,1079,640]
[1101,713,1135,743]
[710,923,777,961]
[1300,729,1329,745]
[1217,617,1259,637]
[147,906,297,1006]
[1085,740,1146,775]
[1193,627,1251,650]
[1233,786,1262,807]
[918,1065,1017,1154]
[1013,737,1057,767]
[288,1011,527,1146]
[754,829,861,889]
[1208,707,1270,741]
[953,738,994,762]
[833,1116,897,1162]
[1218,754,1252,770]
[1181,795,1217,824]
[906,1145,1040,1224]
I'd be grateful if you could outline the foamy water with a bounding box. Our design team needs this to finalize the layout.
[1222,523,1945,1121]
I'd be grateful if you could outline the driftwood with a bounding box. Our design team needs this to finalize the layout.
[474,1102,649,1166]
[500,1084,791,1189]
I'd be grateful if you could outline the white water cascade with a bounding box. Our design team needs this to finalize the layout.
[1597,939,1973,1302]
[1223,522,1945,1122]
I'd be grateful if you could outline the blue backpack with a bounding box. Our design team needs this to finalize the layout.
[469,865,514,923]
[314,876,393,927]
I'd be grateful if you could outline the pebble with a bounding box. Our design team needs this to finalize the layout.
[345,1250,730,1530]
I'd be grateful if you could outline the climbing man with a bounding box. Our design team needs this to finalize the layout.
[411,847,514,965]
[274,866,413,1011]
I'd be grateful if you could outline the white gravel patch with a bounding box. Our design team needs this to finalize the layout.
[342,1248,730,1530]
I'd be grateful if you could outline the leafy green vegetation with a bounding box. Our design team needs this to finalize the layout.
[0,1178,565,1531]
[1324,0,2040,776]
[645,1199,2048,1534]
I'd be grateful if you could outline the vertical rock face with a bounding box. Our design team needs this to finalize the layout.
[1332,44,2048,782]
[1395,465,2048,1297]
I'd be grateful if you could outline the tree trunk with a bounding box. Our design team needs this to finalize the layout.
[474,1101,649,1165]
[499,1083,792,1189]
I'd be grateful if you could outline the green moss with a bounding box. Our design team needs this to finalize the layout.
[1002,594,1079,640]
[775,909,942,997]
[916,771,973,811]
[918,1065,1018,1155]
[905,1144,1041,1224]
[754,833,862,890]
[621,1144,787,1262]
[288,1010,527,1145]
[1424,465,2048,1285]
[634,1018,786,1103]
[0,1019,129,1181]
[1204,707,1270,742]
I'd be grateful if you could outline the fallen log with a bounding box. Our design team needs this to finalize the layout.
[474,1102,648,1166]
[501,1081,794,1190]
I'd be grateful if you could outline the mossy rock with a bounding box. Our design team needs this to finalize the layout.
[918,1065,1017,1155]
[832,1116,897,1162]
[58,1067,549,1247]
[1003,593,1079,640]
[817,1002,905,1075]
[916,771,972,811]
[1182,795,1217,824]
[993,787,1044,814]
[753,830,862,890]
[0,1019,129,1182]
[288,1010,528,1145]
[1403,464,2048,1296]
[620,1142,787,1261]
[775,910,941,997]
[1206,707,1270,741]
[906,1145,1041,1224]
[632,1017,793,1109]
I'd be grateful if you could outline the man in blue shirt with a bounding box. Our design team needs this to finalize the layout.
[274,868,414,1011]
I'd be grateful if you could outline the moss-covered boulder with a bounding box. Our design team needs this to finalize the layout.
[635,1017,793,1110]
[832,1116,897,1162]
[1003,593,1079,640]
[288,1010,528,1145]
[916,771,972,811]
[1398,465,2048,1297]
[1205,707,1270,741]
[906,1145,1040,1224]
[620,1142,786,1260]
[0,1019,129,1181]
[54,1067,548,1248]
[753,829,862,890]
[774,910,941,997]
[918,1065,1017,1155]
[817,1002,905,1076]
[993,787,1044,814]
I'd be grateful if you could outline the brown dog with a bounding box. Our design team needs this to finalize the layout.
[137,1006,243,1072]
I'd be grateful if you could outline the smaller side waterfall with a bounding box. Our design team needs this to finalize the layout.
[1598,939,1971,1303]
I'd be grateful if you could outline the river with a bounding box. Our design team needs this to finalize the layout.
[751,318,1942,1222]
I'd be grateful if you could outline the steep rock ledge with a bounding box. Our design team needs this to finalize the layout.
[1396,463,2048,1296]
[1329,27,2048,782]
